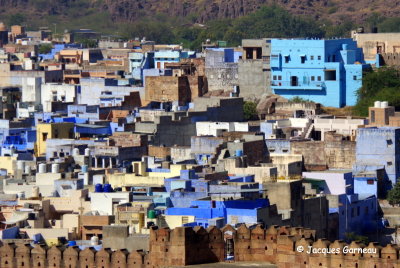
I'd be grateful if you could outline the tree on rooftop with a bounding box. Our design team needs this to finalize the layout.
[243,101,258,121]
[387,182,400,206]
[38,44,53,54]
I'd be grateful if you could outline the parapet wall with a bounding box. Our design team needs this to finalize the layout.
[0,225,399,267]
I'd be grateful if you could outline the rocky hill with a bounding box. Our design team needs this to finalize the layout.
[1,0,400,26]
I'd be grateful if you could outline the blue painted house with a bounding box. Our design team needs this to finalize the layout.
[270,39,368,107]
[354,127,400,186]
[128,52,154,84]
[334,193,379,240]
[154,50,181,69]
[165,198,271,227]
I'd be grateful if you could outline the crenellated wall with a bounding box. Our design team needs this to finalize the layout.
[0,225,399,267]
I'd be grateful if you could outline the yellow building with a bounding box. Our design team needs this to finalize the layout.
[108,162,187,188]
[36,123,74,156]
[0,156,17,175]
[163,215,195,229]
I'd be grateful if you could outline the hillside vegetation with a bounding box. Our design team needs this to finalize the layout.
[2,1,400,49]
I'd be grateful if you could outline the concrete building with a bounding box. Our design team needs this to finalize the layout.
[303,170,353,195]
[36,123,74,156]
[205,48,240,92]
[78,78,143,106]
[352,31,400,65]
[129,51,154,84]
[238,39,271,100]
[270,39,368,107]
[165,198,280,227]
[89,192,133,215]
[41,83,77,112]
[0,22,8,47]
[154,50,180,69]
[313,117,366,141]
[368,101,400,127]
[21,77,42,104]
[354,127,400,185]
[196,122,248,137]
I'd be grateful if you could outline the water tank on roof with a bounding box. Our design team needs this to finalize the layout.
[17,161,25,171]
[381,101,389,108]
[72,148,80,156]
[84,148,90,156]
[68,241,76,247]
[235,150,243,157]
[148,210,156,219]
[95,184,103,193]
[103,184,112,193]
[32,186,39,198]
[52,163,60,174]
[90,236,99,246]
[374,101,381,108]
[81,165,88,173]
[24,165,31,175]
[38,163,47,173]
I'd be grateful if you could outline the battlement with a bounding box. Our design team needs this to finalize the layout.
[0,225,398,267]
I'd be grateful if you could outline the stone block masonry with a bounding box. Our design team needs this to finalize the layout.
[0,225,399,267]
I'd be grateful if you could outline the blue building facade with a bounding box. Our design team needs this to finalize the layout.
[354,127,400,186]
[334,194,379,240]
[154,50,181,69]
[270,39,368,107]
[128,52,154,84]
[165,198,270,227]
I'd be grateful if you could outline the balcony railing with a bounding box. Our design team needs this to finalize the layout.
[271,81,326,90]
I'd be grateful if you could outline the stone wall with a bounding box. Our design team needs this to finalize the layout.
[148,146,171,158]
[291,138,356,171]
[145,76,191,105]
[0,225,399,267]
[145,75,205,106]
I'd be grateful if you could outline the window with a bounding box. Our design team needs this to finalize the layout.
[387,161,393,166]
[42,133,48,141]
[367,179,374,185]
[371,110,375,123]
[353,75,357,80]
[310,55,314,60]
[357,206,360,216]
[387,139,393,146]
[301,56,306,64]
[273,75,277,80]
[278,75,282,80]
[311,76,315,81]
[325,70,336,81]
[285,56,290,63]
[317,76,321,81]
[291,76,299,86]
[318,55,321,60]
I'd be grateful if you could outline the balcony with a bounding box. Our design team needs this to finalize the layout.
[271,81,326,91]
